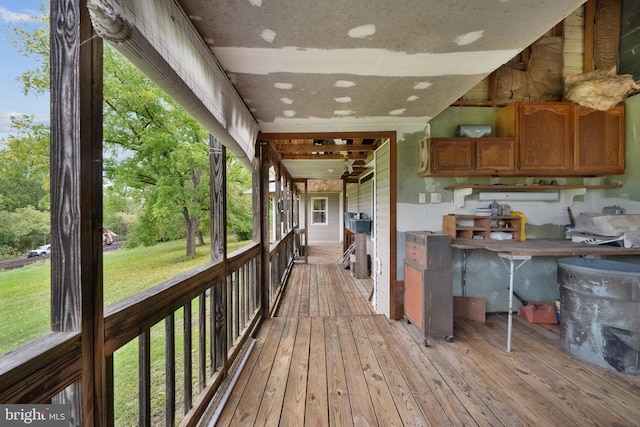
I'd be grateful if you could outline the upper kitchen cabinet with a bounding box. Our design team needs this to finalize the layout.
[574,105,625,175]
[421,102,625,177]
[495,102,625,176]
[420,137,515,177]
[496,102,574,175]
[427,138,474,175]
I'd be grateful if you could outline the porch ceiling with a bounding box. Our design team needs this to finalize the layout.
[175,0,584,180]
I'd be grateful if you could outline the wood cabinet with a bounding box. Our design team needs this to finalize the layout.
[423,137,515,176]
[442,215,522,241]
[575,105,625,175]
[404,232,453,345]
[420,102,625,177]
[476,138,516,172]
[497,102,574,174]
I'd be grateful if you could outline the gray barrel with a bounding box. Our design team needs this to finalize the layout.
[557,257,640,374]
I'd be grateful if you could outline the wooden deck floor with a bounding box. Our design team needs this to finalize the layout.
[211,243,640,427]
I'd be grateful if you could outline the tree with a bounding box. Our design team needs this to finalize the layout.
[102,46,211,256]
[7,4,254,257]
[0,116,50,212]
[226,156,253,240]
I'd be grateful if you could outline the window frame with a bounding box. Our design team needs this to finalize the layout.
[310,196,329,225]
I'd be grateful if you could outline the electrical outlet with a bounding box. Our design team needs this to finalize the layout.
[431,192,441,203]
[418,193,426,204]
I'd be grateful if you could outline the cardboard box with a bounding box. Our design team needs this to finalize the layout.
[520,302,558,324]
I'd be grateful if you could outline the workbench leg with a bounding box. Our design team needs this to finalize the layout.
[506,258,515,353]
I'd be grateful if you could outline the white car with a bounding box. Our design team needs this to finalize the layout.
[28,244,51,258]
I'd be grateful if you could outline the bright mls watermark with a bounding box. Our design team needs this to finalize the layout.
[0,405,69,426]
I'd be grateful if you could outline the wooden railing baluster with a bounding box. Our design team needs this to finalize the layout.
[184,301,193,413]
[198,293,206,392]
[165,314,175,426]
[139,330,151,427]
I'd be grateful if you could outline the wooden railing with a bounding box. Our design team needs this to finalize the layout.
[267,231,296,316]
[344,228,355,253]
[0,235,296,426]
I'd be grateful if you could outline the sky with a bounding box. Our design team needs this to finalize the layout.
[0,0,48,142]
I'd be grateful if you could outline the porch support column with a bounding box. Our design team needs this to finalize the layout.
[343,179,348,253]
[209,136,227,372]
[275,166,282,241]
[51,0,105,425]
[259,142,271,318]
[304,179,309,264]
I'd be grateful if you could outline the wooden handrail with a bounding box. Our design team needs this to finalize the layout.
[0,332,82,403]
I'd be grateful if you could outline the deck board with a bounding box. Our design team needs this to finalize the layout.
[279,317,311,427]
[209,243,640,427]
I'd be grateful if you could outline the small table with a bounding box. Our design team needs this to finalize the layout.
[451,239,640,352]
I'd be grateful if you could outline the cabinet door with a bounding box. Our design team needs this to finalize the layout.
[404,263,423,328]
[575,105,624,174]
[518,103,573,173]
[477,138,516,172]
[430,139,474,174]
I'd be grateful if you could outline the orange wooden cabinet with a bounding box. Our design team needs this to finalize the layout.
[574,105,625,175]
[420,102,625,177]
[420,137,516,176]
[496,102,625,176]
[497,102,574,174]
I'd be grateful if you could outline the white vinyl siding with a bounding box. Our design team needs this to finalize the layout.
[301,193,342,242]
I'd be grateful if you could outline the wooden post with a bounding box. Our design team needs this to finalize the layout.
[355,233,368,279]
[210,136,227,264]
[304,179,309,264]
[209,136,227,372]
[584,0,596,72]
[259,142,271,318]
[50,1,105,425]
[275,166,282,241]
[342,179,348,253]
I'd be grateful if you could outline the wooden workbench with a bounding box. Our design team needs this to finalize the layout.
[450,238,640,352]
[451,238,640,256]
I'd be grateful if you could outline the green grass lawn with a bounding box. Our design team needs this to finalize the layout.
[0,238,251,425]
[0,238,251,353]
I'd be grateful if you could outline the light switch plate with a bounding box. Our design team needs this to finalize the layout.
[418,193,426,204]
[431,192,441,203]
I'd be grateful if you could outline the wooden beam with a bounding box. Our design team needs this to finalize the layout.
[260,131,395,141]
[51,0,105,424]
[88,0,258,167]
[279,153,369,161]
[584,0,596,72]
[276,144,377,153]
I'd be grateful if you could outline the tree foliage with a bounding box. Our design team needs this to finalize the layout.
[102,46,212,256]
[1,4,254,257]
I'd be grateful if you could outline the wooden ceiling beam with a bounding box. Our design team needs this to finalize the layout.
[279,153,369,160]
[276,143,377,153]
